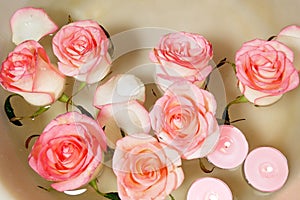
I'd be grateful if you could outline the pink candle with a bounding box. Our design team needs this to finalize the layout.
[207,125,248,169]
[187,177,233,200]
[243,146,289,192]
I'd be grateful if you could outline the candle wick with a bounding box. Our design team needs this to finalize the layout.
[207,193,219,200]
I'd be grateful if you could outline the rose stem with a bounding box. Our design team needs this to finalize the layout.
[4,94,51,126]
[89,179,121,200]
[222,95,248,125]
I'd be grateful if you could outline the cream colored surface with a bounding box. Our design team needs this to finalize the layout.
[0,0,300,199]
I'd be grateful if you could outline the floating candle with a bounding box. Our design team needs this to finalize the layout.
[187,177,233,200]
[243,147,289,192]
[207,125,248,169]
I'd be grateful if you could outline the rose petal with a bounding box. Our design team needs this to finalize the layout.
[239,82,283,106]
[15,91,54,106]
[51,161,103,192]
[0,40,65,106]
[164,167,184,195]
[155,64,212,92]
[97,100,151,148]
[11,7,58,45]
[83,54,111,84]
[277,25,300,71]
[184,113,220,159]
[64,189,87,196]
[94,74,145,108]
[112,134,184,199]
[165,80,217,114]
[278,25,300,38]
[52,20,111,84]
[45,112,107,151]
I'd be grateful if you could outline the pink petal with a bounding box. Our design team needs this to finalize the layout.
[11,7,58,45]
[286,70,300,91]
[94,74,145,108]
[165,80,217,114]
[45,112,107,151]
[51,161,103,192]
[184,113,220,159]
[164,167,184,195]
[160,144,182,168]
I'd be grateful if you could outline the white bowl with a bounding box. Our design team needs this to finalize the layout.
[0,0,300,200]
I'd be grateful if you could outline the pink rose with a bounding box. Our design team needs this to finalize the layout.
[0,40,65,106]
[28,111,107,192]
[113,134,184,200]
[235,39,299,106]
[149,81,220,159]
[52,20,112,84]
[149,32,213,91]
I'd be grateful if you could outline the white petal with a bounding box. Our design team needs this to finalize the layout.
[97,101,150,148]
[277,25,300,71]
[64,189,87,196]
[239,82,282,106]
[278,25,300,38]
[94,74,145,108]
[11,7,58,45]
[15,91,53,106]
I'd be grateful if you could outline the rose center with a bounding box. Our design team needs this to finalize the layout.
[171,114,184,129]
[62,143,73,159]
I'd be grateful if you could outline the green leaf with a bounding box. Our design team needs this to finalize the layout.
[104,192,121,200]
[4,94,22,126]
[67,15,73,23]
[222,105,230,125]
[267,35,277,41]
[37,185,51,192]
[169,194,175,200]
[232,95,248,104]
[99,24,114,59]
[4,94,51,126]
[74,105,94,119]
[215,57,227,68]
[120,129,126,137]
[89,179,120,200]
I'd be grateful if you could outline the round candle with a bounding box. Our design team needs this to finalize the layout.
[187,177,233,200]
[207,125,248,169]
[243,147,289,192]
